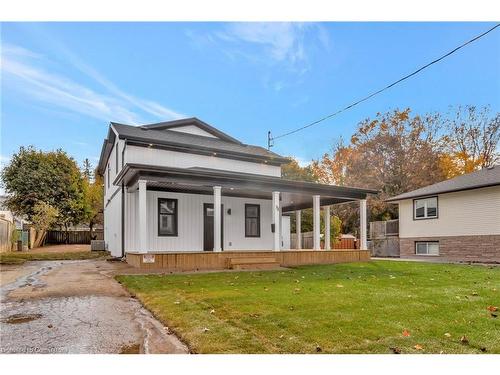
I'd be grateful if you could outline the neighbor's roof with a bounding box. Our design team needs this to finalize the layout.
[97,117,289,174]
[386,165,500,202]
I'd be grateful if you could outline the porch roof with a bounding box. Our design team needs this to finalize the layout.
[114,163,378,212]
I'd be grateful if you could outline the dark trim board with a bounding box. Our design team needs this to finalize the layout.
[282,198,355,212]
[146,186,272,200]
[116,164,377,201]
[126,141,286,166]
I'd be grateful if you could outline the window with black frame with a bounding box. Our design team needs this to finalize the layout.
[245,204,260,237]
[158,198,178,236]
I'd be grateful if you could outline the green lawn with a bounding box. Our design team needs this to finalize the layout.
[0,251,108,265]
[116,261,500,354]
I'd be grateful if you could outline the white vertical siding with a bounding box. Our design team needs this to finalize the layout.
[398,185,500,238]
[103,189,122,257]
[124,190,281,252]
[125,189,139,252]
[103,137,125,203]
[126,146,281,177]
[103,127,126,257]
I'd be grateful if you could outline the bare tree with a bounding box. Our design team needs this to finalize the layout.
[441,105,500,177]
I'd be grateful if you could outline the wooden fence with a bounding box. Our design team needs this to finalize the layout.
[368,219,400,257]
[370,219,399,239]
[46,230,104,245]
[291,231,357,249]
[0,217,13,253]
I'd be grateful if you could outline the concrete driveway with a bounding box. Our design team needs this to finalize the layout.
[0,258,188,354]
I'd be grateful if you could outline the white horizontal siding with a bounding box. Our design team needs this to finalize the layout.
[398,185,500,238]
[125,145,281,177]
[124,190,292,252]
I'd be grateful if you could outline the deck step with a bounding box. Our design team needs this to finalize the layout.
[227,256,280,270]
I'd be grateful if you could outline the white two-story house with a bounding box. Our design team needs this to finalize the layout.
[97,117,375,269]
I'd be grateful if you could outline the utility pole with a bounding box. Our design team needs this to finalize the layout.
[267,131,273,150]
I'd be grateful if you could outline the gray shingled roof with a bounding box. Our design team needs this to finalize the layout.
[386,165,500,201]
[110,122,287,162]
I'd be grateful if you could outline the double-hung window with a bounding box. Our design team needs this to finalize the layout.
[414,197,438,219]
[415,241,439,256]
[158,198,178,236]
[245,204,260,237]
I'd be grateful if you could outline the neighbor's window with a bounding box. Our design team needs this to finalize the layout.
[414,197,438,219]
[245,204,260,237]
[158,198,178,236]
[415,241,439,256]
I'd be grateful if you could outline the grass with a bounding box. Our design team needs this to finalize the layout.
[116,261,500,354]
[0,251,108,265]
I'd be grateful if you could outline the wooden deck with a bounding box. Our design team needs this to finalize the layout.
[126,249,371,272]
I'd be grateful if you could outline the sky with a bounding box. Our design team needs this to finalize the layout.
[1,22,499,172]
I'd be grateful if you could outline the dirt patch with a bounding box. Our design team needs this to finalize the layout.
[2,313,42,324]
[29,244,91,253]
[120,343,142,354]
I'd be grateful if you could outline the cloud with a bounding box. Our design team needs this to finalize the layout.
[220,23,308,64]
[1,42,185,125]
[186,23,331,90]
[212,23,330,71]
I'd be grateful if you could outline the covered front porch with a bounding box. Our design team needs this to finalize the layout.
[115,164,376,270]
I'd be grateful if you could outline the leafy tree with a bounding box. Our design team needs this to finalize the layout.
[31,202,59,247]
[312,109,446,233]
[1,146,87,246]
[281,157,317,233]
[281,157,342,238]
[281,157,317,182]
[82,165,104,239]
[322,214,342,245]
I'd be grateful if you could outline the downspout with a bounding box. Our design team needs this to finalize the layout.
[121,182,125,258]
[121,140,127,258]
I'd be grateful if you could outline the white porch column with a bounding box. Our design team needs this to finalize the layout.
[295,210,302,250]
[272,191,280,251]
[313,195,321,250]
[324,206,331,250]
[138,180,148,253]
[213,186,222,252]
[360,199,368,250]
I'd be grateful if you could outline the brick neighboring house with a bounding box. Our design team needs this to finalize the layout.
[386,165,500,263]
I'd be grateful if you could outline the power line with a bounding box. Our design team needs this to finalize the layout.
[269,23,500,147]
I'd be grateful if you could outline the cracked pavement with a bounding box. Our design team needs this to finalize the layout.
[0,258,188,354]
